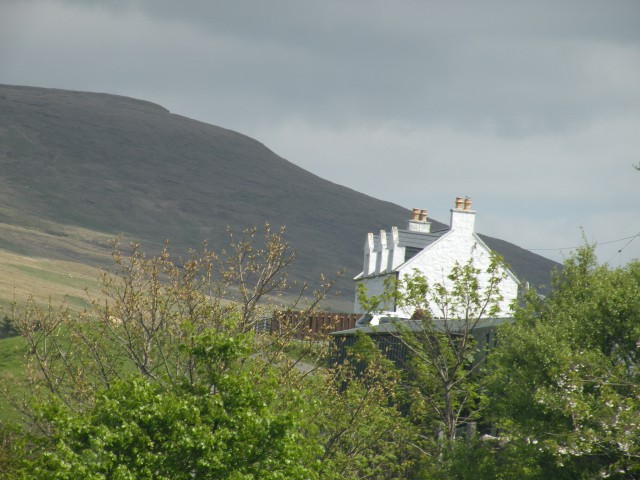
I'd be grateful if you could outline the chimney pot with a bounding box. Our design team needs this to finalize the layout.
[408,207,431,233]
[450,196,477,233]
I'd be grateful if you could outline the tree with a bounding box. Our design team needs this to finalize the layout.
[0,315,18,339]
[357,253,511,454]
[2,226,422,478]
[488,245,640,479]
[17,325,323,479]
[319,331,424,479]
[7,225,327,412]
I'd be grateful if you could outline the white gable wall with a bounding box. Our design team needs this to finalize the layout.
[396,230,518,318]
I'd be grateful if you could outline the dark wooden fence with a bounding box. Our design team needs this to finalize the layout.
[259,311,359,339]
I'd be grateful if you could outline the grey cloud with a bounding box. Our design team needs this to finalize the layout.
[1,0,639,265]
[14,0,637,136]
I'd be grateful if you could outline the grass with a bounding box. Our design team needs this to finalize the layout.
[0,336,27,424]
[0,217,120,315]
[0,336,25,379]
[0,250,105,315]
[0,221,114,424]
[0,236,107,425]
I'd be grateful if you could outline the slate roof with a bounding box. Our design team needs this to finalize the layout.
[397,228,448,249]
[373,228,448,250]
[370,227,450,266]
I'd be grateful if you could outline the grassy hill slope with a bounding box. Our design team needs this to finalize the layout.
[0,84,558,310]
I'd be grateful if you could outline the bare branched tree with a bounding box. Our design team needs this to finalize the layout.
[6,225,342,416]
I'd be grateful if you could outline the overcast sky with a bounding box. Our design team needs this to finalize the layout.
[2,0,639,266]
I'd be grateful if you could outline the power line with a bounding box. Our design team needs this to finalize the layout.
[528,232,640,252]
[607,230,640,263]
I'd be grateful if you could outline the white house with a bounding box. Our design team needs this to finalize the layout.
[354,197,519,318]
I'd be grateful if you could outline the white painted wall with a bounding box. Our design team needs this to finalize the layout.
[387,226,404,271]
[354,275,396,314]
[376,230,389,273]
[396,231,518,318]
[363,232,377,276]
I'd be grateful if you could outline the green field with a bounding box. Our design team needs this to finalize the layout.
[0,336,27,423]
[0,223,114,424]
[0,249,107,315]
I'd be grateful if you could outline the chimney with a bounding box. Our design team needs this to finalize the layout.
[376,229,389,274]
[387,226,403,271]
[363,232,377,275]
[450,196,476,234]
[408,207,431,233]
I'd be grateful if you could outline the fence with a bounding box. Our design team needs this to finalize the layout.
[259,311,360,339]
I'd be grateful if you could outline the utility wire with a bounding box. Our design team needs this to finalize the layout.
[606,230,640,263]
[528,232,640,252]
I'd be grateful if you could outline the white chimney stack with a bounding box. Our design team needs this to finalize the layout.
[408,207,431,233]
[363,232,377,275]
[450,196,476,234]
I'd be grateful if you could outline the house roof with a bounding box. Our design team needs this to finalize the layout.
[397,228,449,250]
[371,227,449,253]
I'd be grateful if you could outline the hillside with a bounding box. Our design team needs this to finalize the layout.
[0,84,558,309]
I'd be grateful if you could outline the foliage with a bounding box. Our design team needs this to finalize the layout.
[0,315,18,339]
[426,435,562,480]
[14,226,638,477]
[5,225,325,413]
[488,245,640,478]
[1,226,423,478]
[320,332,424,478]
[18,328,321,479]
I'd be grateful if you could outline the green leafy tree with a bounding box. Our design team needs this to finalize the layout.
[488,245,640,478]
[0,315,18,339]
[319,332,424,478]
[18,326,323,479]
